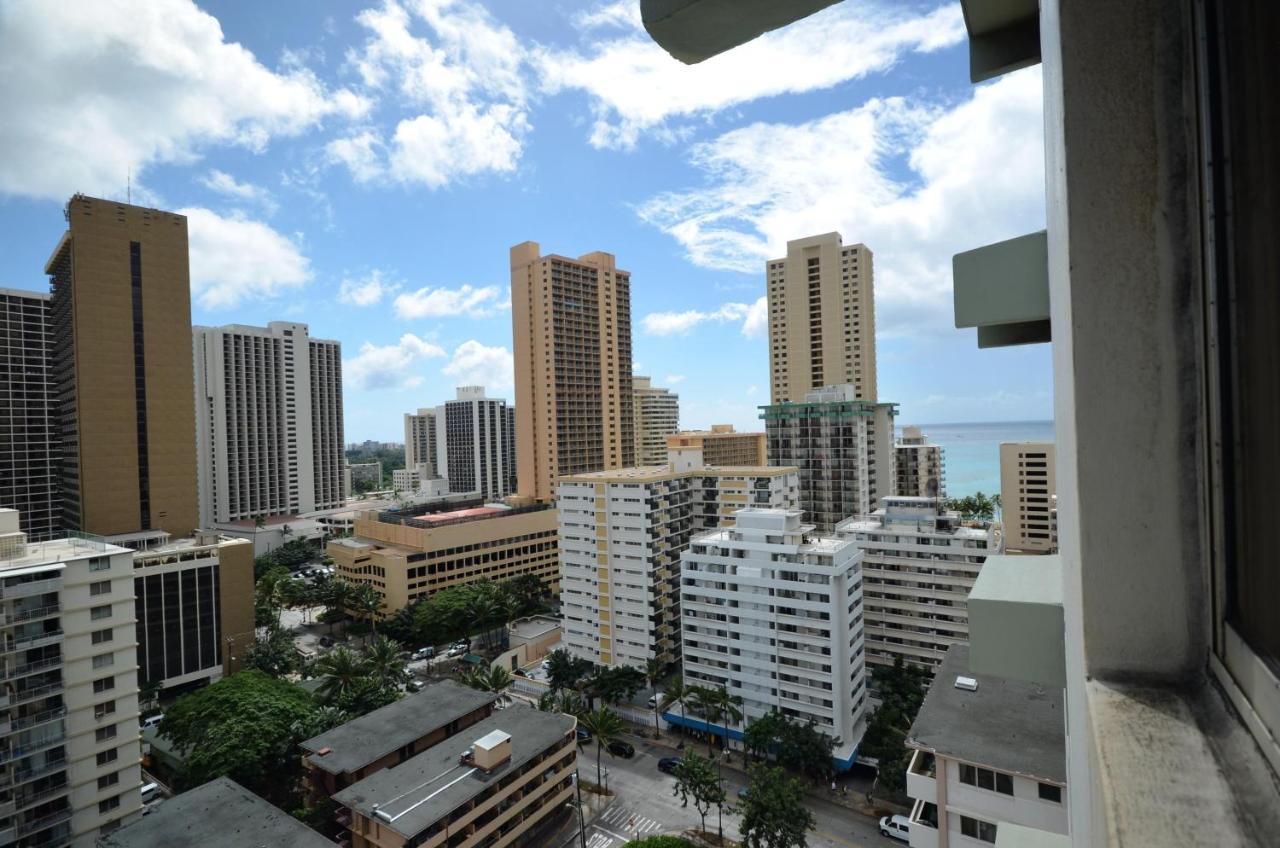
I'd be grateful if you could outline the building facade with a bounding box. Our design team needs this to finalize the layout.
[766,232,877,404]
[557,465,798,669]
[45,195,199,538]
[0,288,59,540]
[193,322,345,527]
[326,502,559,615]
[403,408,437,478]
[632,377,679,466]
[762,385,896,531]
[679,508,869,768]
[346,462,382,494]
[836,497,996,673]
[510,241,634,501]
[998,443,1056,553]
[0,509,144,846]
[666,425,766,470]
[434,386,515,500]
[310,339,345,509]
[895,426,946,499]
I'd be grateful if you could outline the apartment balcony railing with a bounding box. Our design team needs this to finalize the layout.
[11,754,69,785]
[10,706,66,733]
[14,806,72,838]
[2,656,61,681]
[12,781,70,813]
[0,579,62,602]
[5,680,64,708]
[0,727,66,764]
[7,604,61,625]
[3,630,64,653]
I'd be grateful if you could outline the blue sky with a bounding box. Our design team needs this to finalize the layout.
[0,0,1051,442]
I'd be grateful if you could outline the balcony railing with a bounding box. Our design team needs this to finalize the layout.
[0,579,62,601]
[7,604,61,625]
[10,706,66,733]
[11,755,70,785]
[2,656,61,681]
[14,806,72,838]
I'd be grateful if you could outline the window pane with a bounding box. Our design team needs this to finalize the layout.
[977,768,994,791]
[959,764,975,785]
[996,772,1013,795]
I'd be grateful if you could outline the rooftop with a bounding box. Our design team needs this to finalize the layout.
[99,777,335,848]
[0,534,126,571]
[906,644,1066,784]
[558,464,792,483]
[334,705,575,839]
[416,505,507,523]
[509,615,561,642]
[301,680,498,776]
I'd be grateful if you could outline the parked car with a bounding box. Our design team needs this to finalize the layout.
[647,691,665,709]
[412,647,435,660]
[140,714,163,730]
[576,728,592,744]
[405,680,423,693]
[737,786,750,800]
[607,740,635,758]
[657,757,680,774]
[879,815,910,842]
[319,636,334,648]
[140,783,161,804]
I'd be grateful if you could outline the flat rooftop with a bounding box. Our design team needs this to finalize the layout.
[301,680,498,776]
[509,615,560,641]
[559,465,793,483]
[906,644,1066,784]
[334,705,575,839]
[417,506,507,523]
[99,776,335,848]
[0,536,127,571]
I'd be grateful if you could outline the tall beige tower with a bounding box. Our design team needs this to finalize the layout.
[766,232,876,403]
[999,442,1057,552]
[632,376,679,465]
[45,195,199,537]
[511,242,634,501]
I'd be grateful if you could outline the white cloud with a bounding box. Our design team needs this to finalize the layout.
[179,207,311,309]
[572,1,640,31]
[665,374,686,385]
[345,333,446,390]
[330,0,530,187]
[199,169,277,213]
[394,284,508,319]
[638,68,1046,338]
[339,270,400,306]
[443,340,514,391]
[537,2,964,149]
[0,0,368,200]
[642,300,761,337]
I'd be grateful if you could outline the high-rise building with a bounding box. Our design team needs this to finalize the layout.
[510,241,634,501]
[44,195,199,537]
[999,443,1057,553]
[895,426,947,499]
[192,321,345,527]
[666,424,765,470]
[434,386,515,500]
[0,508,144,844]
[836,496,997,673]
[679,508,868,768]
[557,464,798,669]
[403,408,437,478]
[632,376,679,465]
[345,461,382,494]
[761,385,896,531]
[0,288,59,540]
[766,232,876,403]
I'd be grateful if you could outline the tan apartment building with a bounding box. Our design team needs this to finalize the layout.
[326,501,559,615]
[403,408,437,477]
[632,376,679,465]
[510,241,634,502]
[44,195,199,537]
[666,424,766,470]
[766,232,877,404]
[895,426,947,499]
[333,704,577,848]
[999,442,1057,553]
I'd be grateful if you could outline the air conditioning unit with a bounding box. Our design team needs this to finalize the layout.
[954,676,978,692]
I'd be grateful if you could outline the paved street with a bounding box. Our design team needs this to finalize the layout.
[565,733,904,848]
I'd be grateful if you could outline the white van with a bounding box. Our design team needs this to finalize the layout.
[140,714,163,730]
[879,815,910,842]
[140,782,161,803]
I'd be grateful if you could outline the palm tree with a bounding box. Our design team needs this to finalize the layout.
[645,658,666,738]
[664,676,690,747]
[713,686,744,753]
[349,583,383,637]
[690,686,742,756]
[313,647,368,704]
[461,665,514,701]
[364,635,409,690]
[577,707,625,789]
[465,588,499,650]
[324,579,353,635]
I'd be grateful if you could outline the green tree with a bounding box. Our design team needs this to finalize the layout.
[538,689,585,717]
[737,765,815,848]
[461,664,514,698]
[663,675,691,745]
[671,752,724,837]
[349,583,384,636]
[947,491,997,522]
[312,647,367,704]
[545,649,592,694]
[861,657,929,795]
[158,671,322,805]
[502,573,548,613]
[243,626,298,678]
[621,838,697,848]
[364,635,409,690]
[690,685,742,756]
[577,707,625,789]
[776,716,835,784]
[645,658,666,738]
[743,710,785,764]
[323,579,353,634]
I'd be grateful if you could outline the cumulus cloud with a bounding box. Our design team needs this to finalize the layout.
[330,0,530,187]
[665,374,686,385]
[338,270,400,306]
[199,170,277,213]
[537,1,964,149]
[0,0,367,200]
[638,68,1047,338]
[394,284,508,319]
[345,333,446,390]
[443,340,514,391]
[642,300,764,337]
[179,207,311,309]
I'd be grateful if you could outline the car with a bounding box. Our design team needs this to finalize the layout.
[412,647,435,660]
[657,757,680,774]
[879,815,910,842]
[405,680,423,693]
[607,740,635,758]
[446,645,467,658]
[647,692,665,709]
[737,786,750,800]
[576,728,592,744]
[140,714,163,730]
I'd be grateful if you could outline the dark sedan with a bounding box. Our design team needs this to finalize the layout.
[657,757,681,774]
[608,740,636,758]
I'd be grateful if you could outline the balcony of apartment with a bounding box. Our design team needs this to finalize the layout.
[5,677,64,710]
[0,578,62,603]
[13,804,72,841]
[2,627,64,655]
[2,603,61,626]
[906,749,937,801]
[1,654,61,683]
[9,752,68,786]
[908,798,940,848]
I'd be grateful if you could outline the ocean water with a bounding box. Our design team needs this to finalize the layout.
[905,420,1056,498]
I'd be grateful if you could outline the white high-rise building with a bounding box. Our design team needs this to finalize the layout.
[680,508,868,767]
[193,322,344,526]
[632,376,679,466]
[403,409,437,478]
[434,387,515,500]
[0,509,144,845]
[836,497,997,674]
[895,426,946,499]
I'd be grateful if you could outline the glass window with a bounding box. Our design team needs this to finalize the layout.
[995,772,1014,796]
[94,700,116,720]
[91,604,112,621]
[961,816,998,844]
[1039,783,1062,803]
[98,771,119,790]
[99,794,121,814]
[959,764,976,785]
[93,676,115,694]
[92,653,114,669]
[95,724,117,742]
[96,748,118,766]
[90,580,112,596]
[976,768,994,791]
[88,557,112,572]
[92,628,113,645]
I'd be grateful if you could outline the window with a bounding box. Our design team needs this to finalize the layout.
[1039,782,1062,803]
[98,771,119,790]
[92,628,113,645]
[93,676,115,694]
[959,764,1013,796]
[99,794,121,814]
[89,580,112,596]
[96,748,118,766]
[94,700,116,720]
[95,724,117,742]
[91,604,112,621]
[92,653,115,669]
[960,816,998,844]
[88,557,112,572]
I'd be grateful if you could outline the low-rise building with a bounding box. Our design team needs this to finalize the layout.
[895,426,946,499]
[904,644,1067,848]
[346,461,382,494]
[678,508,868,768]
[326,500,558,615]
[836,497,996,673]
[333,704,577,848]
[557,465,797,669]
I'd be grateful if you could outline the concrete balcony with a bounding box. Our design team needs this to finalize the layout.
[906,748,937,801]
[908,798,940,848]
[953,230,1050,348]
[0,578,62,601]
[966,555,1064,687]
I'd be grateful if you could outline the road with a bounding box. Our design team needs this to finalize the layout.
[565,733,903,848]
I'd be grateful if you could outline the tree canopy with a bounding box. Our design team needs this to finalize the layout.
[860,657,930,795]
[946,491,999,522]
[740,709,835,784]
[737,765,815,848]
[671,752,724,836]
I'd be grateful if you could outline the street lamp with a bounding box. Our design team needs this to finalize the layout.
[568,772,588,848]
[717,751,725,842]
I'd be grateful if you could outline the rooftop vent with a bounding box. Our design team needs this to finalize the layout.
[955,676,979,691]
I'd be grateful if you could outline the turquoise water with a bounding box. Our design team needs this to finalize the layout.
[906,420,1056,498]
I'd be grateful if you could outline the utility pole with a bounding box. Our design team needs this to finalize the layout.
[573,771,587,848]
